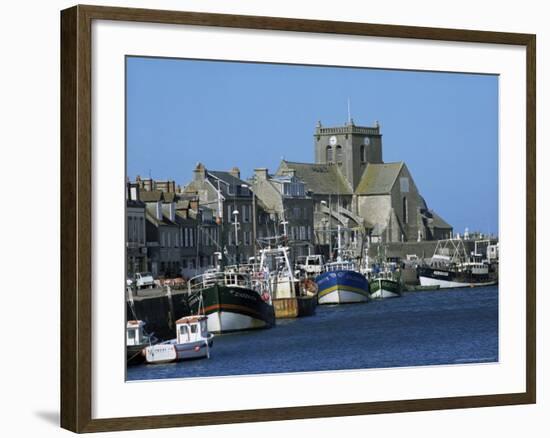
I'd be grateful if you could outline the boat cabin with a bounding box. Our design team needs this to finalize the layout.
[325,260,357,272]
[176,316,209,344]
[297,254,325,275]
[126,320,146,346]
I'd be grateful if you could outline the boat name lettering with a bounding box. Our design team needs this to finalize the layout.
[230,289,257,301]
[433,271,449,276]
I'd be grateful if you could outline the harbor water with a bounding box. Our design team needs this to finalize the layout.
[127,286,498,381]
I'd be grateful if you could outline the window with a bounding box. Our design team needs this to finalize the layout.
[326,146,333,163]
[335,145,343,163]
[160,232,165,247]
[360,144,366,163]
[180,325,189,342]
[403,197,408,224]
[242,205,251,223]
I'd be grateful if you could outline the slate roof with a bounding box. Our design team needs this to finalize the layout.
[144,204,178,226]
[427,210,453,229]
[206,171,252,197]
[278,161,352,195]
[139,190,164,202]
[163,192,177,203]
[354,162,404,195]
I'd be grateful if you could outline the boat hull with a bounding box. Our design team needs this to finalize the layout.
[369,278,402,299]
[417,266,498,289]
[186,285,275,333]
[272,295,317,318]
[126,345,147,366]
[315,270,370,304]
[145,337,214,364]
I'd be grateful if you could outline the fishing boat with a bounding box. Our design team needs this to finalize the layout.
[369,264,402,299]
[185,269,275,333]
[296,254,325,278]
[315,225,370,304]
[258,246,317,318]
[144,315,213,364]
[126,320,157,366]
[417,239,498,289]
[316,260,370,304]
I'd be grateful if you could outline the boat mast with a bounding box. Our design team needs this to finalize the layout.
[337,224,342,262]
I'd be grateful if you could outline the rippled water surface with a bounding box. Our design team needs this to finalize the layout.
[127,286,498,381]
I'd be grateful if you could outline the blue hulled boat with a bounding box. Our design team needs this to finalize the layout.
[315,261,370,304]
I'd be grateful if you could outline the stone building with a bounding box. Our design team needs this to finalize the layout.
[140,190,182,277]
[184,164,278,264]
[277,120,452,247]
[251,168,315,257]
[175,198,219,278]
[126,183,147,276]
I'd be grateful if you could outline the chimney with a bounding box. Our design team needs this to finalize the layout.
[155,201,163,221]
[255,168,268,181]
[130,185,139,201]
[193,162,206,182]
[229,166,240,179]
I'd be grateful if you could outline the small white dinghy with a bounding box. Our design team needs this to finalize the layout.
[144,315,214,364]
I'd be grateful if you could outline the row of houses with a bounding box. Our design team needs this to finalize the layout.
[126,167,316,279]
[126,119,454,279]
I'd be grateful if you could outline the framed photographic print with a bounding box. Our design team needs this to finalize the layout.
[60,4,536,433]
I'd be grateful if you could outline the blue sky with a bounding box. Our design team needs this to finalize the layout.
[126,57,498,235]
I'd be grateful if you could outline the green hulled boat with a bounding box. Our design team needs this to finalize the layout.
[186,270,275,333]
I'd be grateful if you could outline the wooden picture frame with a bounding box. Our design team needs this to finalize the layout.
[60,4,536,433]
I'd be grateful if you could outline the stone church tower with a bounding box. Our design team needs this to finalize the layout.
[314,120,383,190]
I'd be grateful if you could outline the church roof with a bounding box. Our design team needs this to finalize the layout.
[278,161,352,195]
[427,210,453,230]
[354,162,404,195]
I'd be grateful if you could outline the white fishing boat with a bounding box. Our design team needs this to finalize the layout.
[296,254,325,277]
[126,320,157,366]
[144,315,214,364]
